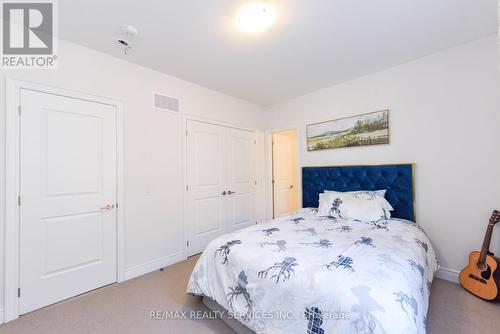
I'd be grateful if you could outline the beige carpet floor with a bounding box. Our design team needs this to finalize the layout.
[1,255,499,334]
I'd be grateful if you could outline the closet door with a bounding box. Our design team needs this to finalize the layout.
[186,120,256,256]
[186,120,227,256]
[225,128,256,233]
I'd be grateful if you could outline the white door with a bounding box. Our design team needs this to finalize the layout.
[272,132,298,217]
[226,128,256,233]
[186,120,256,256]
[19,89,117,314]
[186,121,227,256]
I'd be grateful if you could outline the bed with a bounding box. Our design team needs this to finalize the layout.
[187,164,438,334]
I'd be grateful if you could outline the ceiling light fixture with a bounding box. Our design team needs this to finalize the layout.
[236,2,276,33]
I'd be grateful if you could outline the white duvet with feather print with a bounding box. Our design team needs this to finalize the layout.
[187,208,438,334]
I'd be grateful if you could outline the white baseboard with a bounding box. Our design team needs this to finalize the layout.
[436,267,460,283]
[125,252,185,280]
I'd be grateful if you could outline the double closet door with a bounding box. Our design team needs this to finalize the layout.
[186,120,256,256]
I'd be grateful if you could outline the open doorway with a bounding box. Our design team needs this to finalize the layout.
[270,129,299,218]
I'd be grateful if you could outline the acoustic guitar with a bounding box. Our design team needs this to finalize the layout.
[459,210,500,300]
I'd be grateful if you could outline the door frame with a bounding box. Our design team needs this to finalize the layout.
[265,126,301,221]
[4,78,126,322]
[181,116,259,257]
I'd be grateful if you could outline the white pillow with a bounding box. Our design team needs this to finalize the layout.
[324,190,393,211]
[317,190,392,224]
[317,193,337,216]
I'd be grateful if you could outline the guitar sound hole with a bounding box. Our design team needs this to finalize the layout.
[468,273,487,284]
[481,265,492,280]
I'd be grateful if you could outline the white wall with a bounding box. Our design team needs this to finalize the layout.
[0,39,265,314]
[264,35,500,275]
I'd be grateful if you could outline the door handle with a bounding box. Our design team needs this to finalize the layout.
[222,191,227,195]
[228,191,236,195]
[290,185,294,189]
[100,204,115,210]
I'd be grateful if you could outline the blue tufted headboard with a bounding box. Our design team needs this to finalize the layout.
[302,164,415,222]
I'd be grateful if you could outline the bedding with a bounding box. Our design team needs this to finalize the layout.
[317,190,393,224]
[187,208,438,334]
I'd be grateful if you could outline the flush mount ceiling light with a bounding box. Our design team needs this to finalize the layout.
[236,2,276,33]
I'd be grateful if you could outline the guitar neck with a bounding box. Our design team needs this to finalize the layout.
[479,224,495,264]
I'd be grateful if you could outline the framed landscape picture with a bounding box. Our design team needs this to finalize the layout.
[306,110,390,151]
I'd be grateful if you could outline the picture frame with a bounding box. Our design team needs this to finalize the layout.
[306,110,390,151]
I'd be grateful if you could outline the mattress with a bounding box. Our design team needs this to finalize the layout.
[188,208,438,334]
[202,296,256,334]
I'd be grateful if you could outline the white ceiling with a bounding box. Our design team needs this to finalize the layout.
[59,0,497,105]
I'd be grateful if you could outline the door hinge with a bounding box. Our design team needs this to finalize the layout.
[254,180,257,185]
[18,288,20,298]
[186,185,189,191]
[17,196,21,206]
[18,105,22,115]
[254,140,256,144]
[272,179,275,184]
[186,240,189,247]
[186,130,188,136]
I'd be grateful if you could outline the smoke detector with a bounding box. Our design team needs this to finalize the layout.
[117,24,139,55]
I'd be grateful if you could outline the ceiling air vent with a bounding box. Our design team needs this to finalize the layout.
[153,92,180,113]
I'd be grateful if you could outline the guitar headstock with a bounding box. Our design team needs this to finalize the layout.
[489,210,500,225]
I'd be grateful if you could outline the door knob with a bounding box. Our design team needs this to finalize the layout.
[222,191,227,195]
[290,185,294,189]
[228,190,236,195]
[100,204,115,210]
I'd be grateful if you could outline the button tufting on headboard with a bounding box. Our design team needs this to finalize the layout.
[302,164,415,222]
